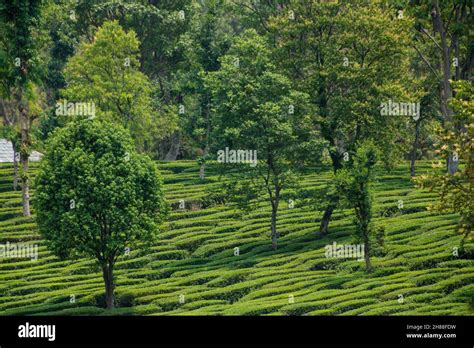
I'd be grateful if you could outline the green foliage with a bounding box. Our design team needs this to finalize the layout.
[269,1,415,168]
[265,1,421,236]
[176,0,235,158]
[206,29,322,247]
[0,0,44,87]
[61,20,176,152]
[0,160,473,315]
[34,119,168,261]
[335,141,380,270]
[414,81,474,250]
[1,0,474,317]
[207,29,318,157]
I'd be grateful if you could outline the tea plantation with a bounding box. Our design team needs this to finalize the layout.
[0,161,472,316]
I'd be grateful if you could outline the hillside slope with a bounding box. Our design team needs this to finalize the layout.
[0,161,472,316]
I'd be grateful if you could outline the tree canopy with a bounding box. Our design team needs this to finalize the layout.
[34,119,167,308]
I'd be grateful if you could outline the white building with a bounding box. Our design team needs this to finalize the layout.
[0,139,42,163]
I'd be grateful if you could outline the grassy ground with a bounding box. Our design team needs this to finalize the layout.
[0,160,472,316]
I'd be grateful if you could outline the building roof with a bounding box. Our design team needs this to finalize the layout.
[0,139,42,163]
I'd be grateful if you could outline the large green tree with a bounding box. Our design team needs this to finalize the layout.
[269,0,417,235]
[34,119,167,309]
[206,29,319,250]
[69,0,192,159]
[61,20,173,153]
[177,0,235,176]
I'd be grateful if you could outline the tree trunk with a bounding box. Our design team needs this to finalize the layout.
[164,132,181,160]
[319,151,343,236]
[271,201,278,250]
[431,0,457,174]
[447,153,459,175]
[20,150,30,216]
[200,94,211,180]
[319,200,337,236]
[102,263,115,309]
[409,153,416,177]
[12,140,19,191]
[410,118,421,177]
[15,85,31,217]
[19,110,30,217]
[364,235,371,272]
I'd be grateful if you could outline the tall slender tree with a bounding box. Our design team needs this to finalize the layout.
[177,0,235,177]
[206,29,318,249]
[410,0,473,174]
[334,141,380,271]
[0,0,44,216]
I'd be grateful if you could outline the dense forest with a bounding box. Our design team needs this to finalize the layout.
[0,0,472,316]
